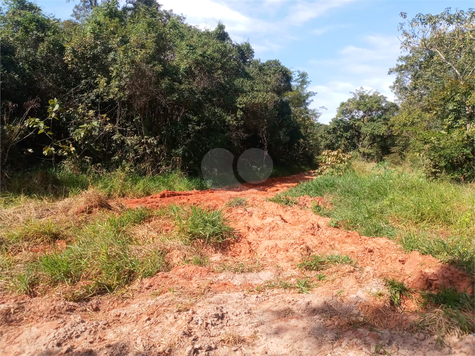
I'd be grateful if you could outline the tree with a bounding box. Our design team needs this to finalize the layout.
[68,0,99,21]
[389,8,475,181]
[325,88,398,161]
[1,0,320,178]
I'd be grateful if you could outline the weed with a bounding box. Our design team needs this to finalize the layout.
[374,343,391,355]
[264,279,294,290]
[175,303,191,312]
[328,219,341,228]
[12,267,38,295]
[312,203,331,216]
[34,209,168,294]
[296,278,312,293]
[266,195,297,206]
[39,251,82,284]
[137,249,169,278]
[384,278,410,307]
[220,330,247,347]
[184,254,209,267]
[418,288,475,335]
[172,205,237,247]
[265,278,313,293]
[298,253,354,271]
[5,219,65,245]
[63,282,107,302]
[227,197,247,208]
[421,287,474,310]
[417,307,475,337]
[150,289,164,298]
[317,273,326,281]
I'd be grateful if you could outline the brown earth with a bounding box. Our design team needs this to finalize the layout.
[1,173,474,356]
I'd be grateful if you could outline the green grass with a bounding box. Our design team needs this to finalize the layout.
[421,287,474,311]
[1,168,207,207]
[226,197,248,208]
[295,278,312,293]
[266,195,297,206]
[275,163,475,274]
[417,288,475,336]
[4,208,170,296]
[298,253,355,271]
[4,219,66,245]
[171,205,237,247]
[384,278,411,307]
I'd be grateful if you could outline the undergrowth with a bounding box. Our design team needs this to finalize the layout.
[274,162,475,274]
[1,168,207,207]
[418,288,475,336]
[384,278,411,307]
[2,208,170,297]
[170,205,237,248]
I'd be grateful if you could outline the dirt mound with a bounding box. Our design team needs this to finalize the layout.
[1,172,474,356]
[123,173,473,295]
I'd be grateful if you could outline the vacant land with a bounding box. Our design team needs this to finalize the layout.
[0,165,474,356]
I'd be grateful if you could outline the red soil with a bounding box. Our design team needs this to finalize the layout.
[123,173,473,295]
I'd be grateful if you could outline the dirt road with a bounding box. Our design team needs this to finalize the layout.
[1,173,474,355]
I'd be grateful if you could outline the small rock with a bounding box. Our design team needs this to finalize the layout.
[415,333,426,341]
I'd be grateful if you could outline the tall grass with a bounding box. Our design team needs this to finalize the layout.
[171,205,237,247]
[2,208,170,296]
[37,208,169,291]
[1,168,207,207]
[276,163,475,274]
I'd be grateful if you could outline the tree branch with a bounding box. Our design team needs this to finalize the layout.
[431,47,463,81]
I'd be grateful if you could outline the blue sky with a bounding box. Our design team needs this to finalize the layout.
[34,0,475,123]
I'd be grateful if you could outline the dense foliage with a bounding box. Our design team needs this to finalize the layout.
[389,8,475,181]
[318,89,398,161]
[0,0,320,177]
[1,2,473,182]
[315,8,475,181]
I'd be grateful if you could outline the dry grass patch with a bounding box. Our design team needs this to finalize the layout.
[220,329,253,347]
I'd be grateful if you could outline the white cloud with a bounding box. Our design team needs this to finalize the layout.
[159,0,247,22]
[309,34,400,123]
[159,0,278,35]
[311,78,396,124]
[252,39,284,53]
[158,0,359,58]
[286,0,357,25]
[158,0,282,57]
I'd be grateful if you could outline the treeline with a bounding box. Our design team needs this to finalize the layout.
[1,0,319,177]
[318,9,475,181]
[1,1,474,182]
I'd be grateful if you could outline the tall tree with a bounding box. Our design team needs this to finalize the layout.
[390,8,475,180]
[325,88,398,161]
